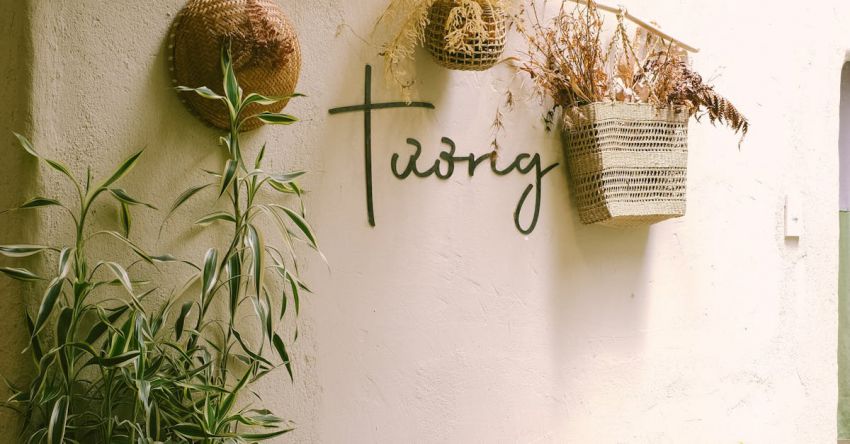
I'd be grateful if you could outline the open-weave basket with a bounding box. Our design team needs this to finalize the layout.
[561,102,689,227]
[424,0,507,71]
[169,0,301,131]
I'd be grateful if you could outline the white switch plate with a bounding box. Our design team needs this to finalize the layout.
[785,194,802,238]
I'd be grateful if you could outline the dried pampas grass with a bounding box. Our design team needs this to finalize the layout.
[375,0,516,99]
[516,0,748,139]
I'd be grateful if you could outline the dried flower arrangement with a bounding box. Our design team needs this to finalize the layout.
[510,0,749,226]
[515,0,748,137]
[375,0,517,99]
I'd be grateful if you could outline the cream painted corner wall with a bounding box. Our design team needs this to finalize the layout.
[1,0,846,442]
[0,1,37,441]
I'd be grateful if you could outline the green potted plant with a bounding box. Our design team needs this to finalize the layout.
[0,45,319,443]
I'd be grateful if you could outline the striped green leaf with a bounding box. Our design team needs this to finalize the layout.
[165,183,213,220]
[254,112,298,125]
[0,245,49,258]
[47,396,68,444]
[219,159,237,198]
[32,278,65,338]
[0,267,43,282]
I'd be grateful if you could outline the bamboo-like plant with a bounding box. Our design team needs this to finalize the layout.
[0,137,163,442]
[166,43,320,441]
[0,44,318,443]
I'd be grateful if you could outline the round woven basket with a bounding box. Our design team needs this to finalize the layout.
[424,0,507,71]
[561,102,690,227]
[169,0,301,131]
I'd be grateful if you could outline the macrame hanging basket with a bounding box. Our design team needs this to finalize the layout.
[561,102,690,227]
[169,0,301,131]
[424,0,507,71]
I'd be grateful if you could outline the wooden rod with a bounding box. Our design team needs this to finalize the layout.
[566,0,700,53]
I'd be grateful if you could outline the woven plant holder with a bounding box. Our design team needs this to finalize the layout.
[424,0,507,71]
[561,102,689,227]
[169,0,301,131]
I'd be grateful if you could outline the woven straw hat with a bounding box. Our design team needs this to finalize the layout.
[169,0,301,131]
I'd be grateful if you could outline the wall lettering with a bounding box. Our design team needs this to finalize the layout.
[329,65,559,235]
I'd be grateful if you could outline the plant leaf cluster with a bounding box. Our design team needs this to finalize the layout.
[1,43,317,443]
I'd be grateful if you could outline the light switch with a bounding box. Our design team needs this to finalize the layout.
[785,193,802,238]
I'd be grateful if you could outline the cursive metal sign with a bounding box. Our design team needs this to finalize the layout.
[329,65,559,235]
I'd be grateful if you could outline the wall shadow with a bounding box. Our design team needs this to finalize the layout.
[547,159,652,428]
[0,0,39,439]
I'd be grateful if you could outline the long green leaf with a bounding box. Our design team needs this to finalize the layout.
[251,297,271,343]
[56,307,73,346]
[272,333,293,382]
[84,306,129,344]
[175,301,192,341]
[98,149,144,190]
[47,396,68,444]
[0,267,43,282]
[110,188,157,209]
[270,204,318,249]
[146,400,161,440]
[195,212,236,226]
[44,159,77,186]
[106,262,133,295]
[254,144,266,170]
[19,197,61,209]
[254,112,298,125]
[201,249,219,301]
[32,278,65,338]
[175,85,224,101]
[165,183,213,220]
[269,171,306,185]
[24,312,43,362]
[119,201,131,237]
[0,245,49,258]
[241,92,303,108]
[231,329,273,368]
[286,271,301,315]
[56,307,73,379]
[13,132,38,157]
[96,350,140,367]
[227,254,241,319]
[218,364,256,419]
[96,231,153,264]
[241,428,295,441]
[222,43,240,111]
[13,133,78,187]
[173,423,208,439]
[219,159,237,197]
[247,225,264,298]
[57,247,73,278]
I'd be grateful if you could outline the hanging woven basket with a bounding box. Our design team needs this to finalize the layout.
[169,0,301,131]
[561,102,690,227]
[424,0,507,71]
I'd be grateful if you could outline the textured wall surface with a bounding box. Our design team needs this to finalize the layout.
[0,1,36,441]
[1,0,847,442]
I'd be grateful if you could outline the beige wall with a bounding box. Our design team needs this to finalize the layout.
[0,1,36,440]
[1,0,847,442]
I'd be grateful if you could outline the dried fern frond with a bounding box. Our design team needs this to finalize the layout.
[514,0,748,139]
[640,56,749,138]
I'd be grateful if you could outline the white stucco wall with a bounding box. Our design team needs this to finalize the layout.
[3,0,849,442]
